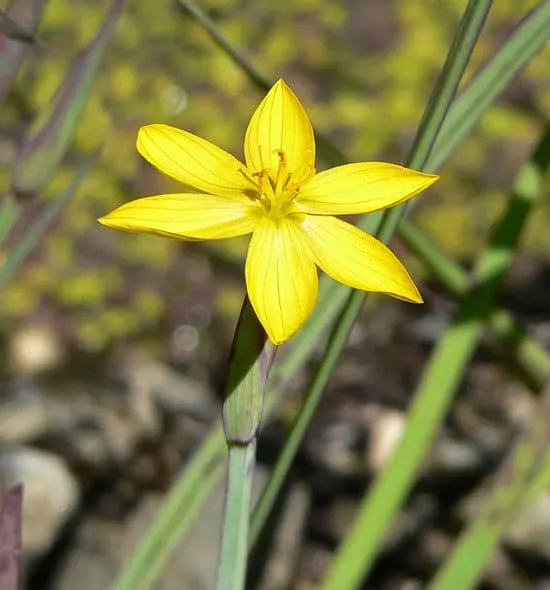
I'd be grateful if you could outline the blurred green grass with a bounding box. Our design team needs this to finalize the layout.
[1,0,548,351]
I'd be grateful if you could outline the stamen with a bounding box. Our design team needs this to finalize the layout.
[287,161,316,192]
[274,150,290,195]
[255,169,273,209]
[257,169,269,195]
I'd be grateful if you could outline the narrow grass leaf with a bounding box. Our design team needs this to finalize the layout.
[112,429,227,590]
[0,0,45,103]
[0,159,94,290]
[399,218,550,389]
[0,11,37,43]
[10,0,122,199]
[430,2,550,171]
[322,122,550,590]
[0,197,20,249]
[429,379,550,589]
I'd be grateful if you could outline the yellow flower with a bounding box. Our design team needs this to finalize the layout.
[99,79,438,345]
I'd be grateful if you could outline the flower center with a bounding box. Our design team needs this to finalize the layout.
[253,151,304,218]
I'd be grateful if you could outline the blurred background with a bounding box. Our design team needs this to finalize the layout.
[1,0,550,588]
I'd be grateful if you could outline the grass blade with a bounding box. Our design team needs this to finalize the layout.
[399,218,550,389]
[430,2,550,171]
[10,0,122,199]
[0,159,94,290]
[322,122,550,590]
[0,10,37,43]
[428,379,550,589]
[0,0,46,103]
[112,429,226,590]
[0,197,20,249]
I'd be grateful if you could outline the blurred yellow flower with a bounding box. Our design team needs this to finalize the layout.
[99,79,438,344]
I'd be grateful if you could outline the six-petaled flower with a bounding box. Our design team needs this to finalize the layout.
[99,79,438,344]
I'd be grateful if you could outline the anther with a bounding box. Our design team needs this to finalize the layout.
[256,169,270,195]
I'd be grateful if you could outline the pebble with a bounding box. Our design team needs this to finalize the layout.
[1,447,79,563]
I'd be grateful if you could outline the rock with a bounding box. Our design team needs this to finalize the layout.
[1,447,79,563]
[294,544,332,589]
[0,386,73,445]
[10,325,65,376]
[0,397,52,445]
[368,409,406,472]
[307,420,365,477]
[113,349,217,427]
[427,437,484,476]
[505,492,550,561]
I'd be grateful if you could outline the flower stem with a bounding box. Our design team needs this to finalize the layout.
[215,297,276,590]
[215,441,257,590]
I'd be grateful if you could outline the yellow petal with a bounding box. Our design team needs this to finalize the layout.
[300,215,422,302]
[137,124,257,199]
[245,217,318,344]
[244,79,315,185]
[98,194,260,240]
[297,162,438,215]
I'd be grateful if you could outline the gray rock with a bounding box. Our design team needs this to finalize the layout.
[10,325,65,377]
[1,447,79,563]
[368,409,405,472]
[506,492,550,561]
[427,437,484,476]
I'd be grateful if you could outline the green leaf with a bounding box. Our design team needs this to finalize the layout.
[10,0,122,198]
[430,2,550,171]
[0,0,46,103]
[322,122,550,590]
[0,159,94,290]
[0,10,37,43]
[399,218,550,390]
[428,379,550,590]
[0,197,20,249]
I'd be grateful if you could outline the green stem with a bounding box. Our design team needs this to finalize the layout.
[250,292,367,545]
[321,112,550,590]
[399,218,550,389]
[215,298,275,589]
[216,442,257,590]
[0,195,19,248]
[377,0,493,243]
